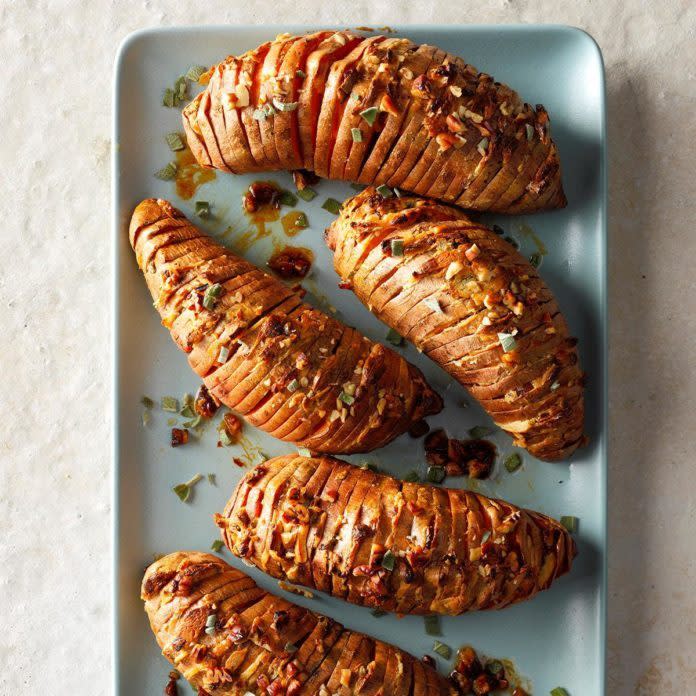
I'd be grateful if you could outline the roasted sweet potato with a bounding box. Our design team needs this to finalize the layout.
[325,188,585,461]
[129,199,441,453]
[142,551,457,695]
[183,31,566,213]
[217,455,576,615]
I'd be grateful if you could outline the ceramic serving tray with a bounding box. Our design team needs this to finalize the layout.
[113,24,607,695]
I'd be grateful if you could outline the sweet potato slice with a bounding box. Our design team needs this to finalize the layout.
[220,455,577,616]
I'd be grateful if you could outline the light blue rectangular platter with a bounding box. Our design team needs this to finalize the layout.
[113,25,606,695]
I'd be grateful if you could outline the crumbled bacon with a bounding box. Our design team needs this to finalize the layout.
[243,181,281,213]
[221,412,243,444]
[171,428,189,447]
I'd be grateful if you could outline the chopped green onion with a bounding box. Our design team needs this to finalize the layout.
[322,198,342,214]
[386,328,404,346]
[381,550,396,571]
[359,461,375,470]
[468,425,494,439]
[284,642,298,653]
[287,378,300,393]
[297,187,317,201]
[393,187,403,198]
[504,235,519,249]
[498,332,518,353]
[403,471,420,483]
[211,539,224,552]
[182,415,202,428]
[433,640,452,660]
[296,69,306,79]
[492,224,505,236]
[219,429,233,447]
[504,452,522,473]
[166,417,178,427]
[172,473,202,502]
[206,613,217,627]
[529,252,542,268]
[351,127,363,142]
[207,473,216,486]
[293,212,309,228]
[141,396,155,408]
[185,65,208,82]
[550,689,570,696]
[560,516,578,533]
[174,75,187,101]
[203,283,223,310]
[371,608,387,617]
[526,123,535,141]
[550,380,561,391]
[279,190,299,207]
[426,466,446,484]
[350,183,365,191]
[424,615,441,636]
[165,132,185,151]
[360,106,379,126]
[162,88,175,108]
[423,296,443,314]
[161,396,179,413]
[297,447,311,457]
[390,238,404,256]
[477,137,489,156]
[195,201,211,218]
[217,345,230,363]
[376,184,393,198]
[252,107,269,121]
[339,391,355,405]
[273,98,298,112]
[154,162,177,180]
[485,660,504,677]
[481,530,491,545]
[142,410,151,426]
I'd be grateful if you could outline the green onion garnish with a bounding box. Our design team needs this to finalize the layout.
[219,429,233,447]
[297,447,311,457]
[477,137,489,156]
[504,235,519,249]
[423,297,443,314]
[162,88,175,108]
[350,183,365,191]
[381,550,396,571]
[296,69,306,79]
[185,65,208,82]
[424,615,441,636]
[174,76,187,101]
[560,516,578,533]
[529,252,542,268]
[161,396,179,413]
[351,127,363,142]
[203,283,223,310]
[154,162,178,180]
[272,98,298,112]
[182,415,202,429]
[284,642,298,653]
[206,612,217,627]
[376,184,393,198]
[211,539,224,552]
[294,212,309,228]
[359,461,375,470]
[287,378,300,393]
[322,198,342,214]
[195,201,211,218]
[338,391,355,405]
[297,188,317,201]
[390,239,404,256]
[550,689,570,696]
[498,332,518,353]
[485,659,504,677]
[371,608,387,617]
[360,106,379,126]
[142,410,151,426]
[141,396,155,408]
[504,453,522,473]
[426,466,446,483]
[279,190,299,207]
[172,473,202,503]
[403,471,420,482]
[468,425,494,439]
[526,123,535,141]
[433,640,452,659]
[386,328,404,346]
[165,132,185,151]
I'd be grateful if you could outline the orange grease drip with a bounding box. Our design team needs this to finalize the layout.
[174,148,216,200]
[281,210,308,237]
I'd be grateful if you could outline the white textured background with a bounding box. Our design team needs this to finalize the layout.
[1,1,695,694]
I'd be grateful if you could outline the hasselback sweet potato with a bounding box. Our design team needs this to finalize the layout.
[216,455,576,615]
[129,199,441,453]
[325,188,585,461]
[183,31,566,213]
[142,551,457,695]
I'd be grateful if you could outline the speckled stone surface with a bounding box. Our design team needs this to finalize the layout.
[1,2,695,694]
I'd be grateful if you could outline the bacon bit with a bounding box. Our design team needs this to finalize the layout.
[323,488,339,503]
[171,428,189,447]
[406,501,424,515]
[425,429,496,479]
[501,350,521,365]
[422,655,436,668]
[221,413,243,444]
[286,679,303,696]
[411,74,432,98]
[446,113,464,133]
[233,457,246,467]
[195,384,219,418]
[465,244,481,261]
[164,673,178,696]
[408,419,430,438]
[338,280,353,290]
[380,94,400,117]
[267,246,313,279]
[292,169,319,191]
[243,181,281,213]
[435,132,460,151]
